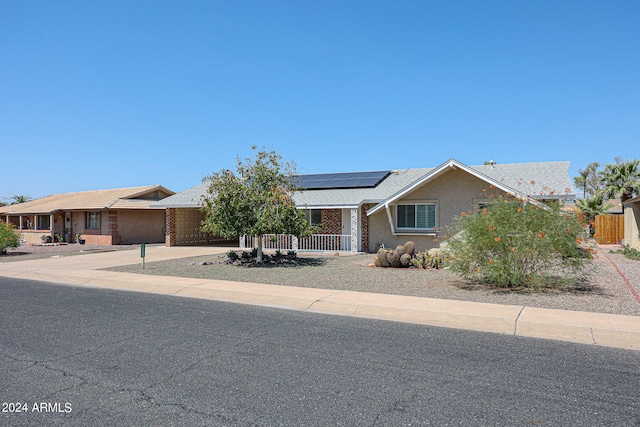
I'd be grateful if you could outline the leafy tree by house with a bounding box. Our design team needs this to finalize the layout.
[0,221,20,254]
[201,147,316,263]
[573,162,602,198]
[446,195,590,288]
[11,195,32,204]
[600,159,640,205]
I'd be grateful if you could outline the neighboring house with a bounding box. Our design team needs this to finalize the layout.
[156,159,575,252]
[0,185,174,245]
[623,195,640,250]
[152,181,223,246]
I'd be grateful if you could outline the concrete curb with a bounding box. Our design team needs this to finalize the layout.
[1,247,639,351]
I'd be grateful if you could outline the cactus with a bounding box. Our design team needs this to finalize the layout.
[403,241,415,257]
[400,253,411,266]
[410,257,423,269]
[412,252,425,269]
[377,248,390,267]
[429,253,443,269]
[387,250,400,266]
[373,242,432,269]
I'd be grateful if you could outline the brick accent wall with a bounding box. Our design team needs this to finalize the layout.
[361,204,369,252]
[166,208,177,246]
[320,209,342,234]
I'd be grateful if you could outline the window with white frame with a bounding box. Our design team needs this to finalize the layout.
[86,211,100,229]
[396,203,436,230]
[303,209,322,225]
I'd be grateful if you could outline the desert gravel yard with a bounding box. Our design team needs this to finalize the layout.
[104,247,640,317]
[0,243,132,262]
[3,243,639,316]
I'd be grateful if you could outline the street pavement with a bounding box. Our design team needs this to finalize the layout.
[1,277,639,426]
[0,245,638,351]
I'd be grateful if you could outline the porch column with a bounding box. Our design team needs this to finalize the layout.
[350,208,358,252]
[50,214,54,231]
[19,216,22,230]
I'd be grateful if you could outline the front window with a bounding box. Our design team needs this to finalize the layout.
[37,215,50,230]
[396,204,436,230]
[303,209,322,225]
[87,212,100,229]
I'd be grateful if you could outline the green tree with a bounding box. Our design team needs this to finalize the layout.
[573,162,602,198]
[446,196,590,288]
[201,147,316,263]
[11,195,32,204]
[575,192,611,223]
[0,221,20,254]
[600,159,640,205]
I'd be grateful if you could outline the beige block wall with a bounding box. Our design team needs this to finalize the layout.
[173,208,210,246]
[368,168,506,253]
[18,230,49,245]
[624,202,640,250]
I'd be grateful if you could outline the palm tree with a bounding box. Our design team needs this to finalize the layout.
[601,159,640,205]
[576,192,611,222]
[11,195,32,205]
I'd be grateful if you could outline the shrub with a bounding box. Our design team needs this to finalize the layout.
[612,245,640,261]
[446,196,591,288]
[226,250,240,261]
[0,221,20,254]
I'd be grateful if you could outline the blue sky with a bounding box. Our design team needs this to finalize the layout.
[1,1,638,200]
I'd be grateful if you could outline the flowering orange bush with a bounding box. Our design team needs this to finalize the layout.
[446,194,590,288]
[0,221,20,254]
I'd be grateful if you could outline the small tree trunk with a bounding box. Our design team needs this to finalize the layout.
[257,235,263,263]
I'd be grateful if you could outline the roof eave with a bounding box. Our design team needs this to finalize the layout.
[367,158,544,216]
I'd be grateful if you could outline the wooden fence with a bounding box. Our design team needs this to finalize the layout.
[595,214,624,245]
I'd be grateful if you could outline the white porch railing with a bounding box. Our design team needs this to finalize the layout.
[240,234,355,252]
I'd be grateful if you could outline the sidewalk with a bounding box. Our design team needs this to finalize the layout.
[1,245,638,351]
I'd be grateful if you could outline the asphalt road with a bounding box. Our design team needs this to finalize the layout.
[1,277,639,426]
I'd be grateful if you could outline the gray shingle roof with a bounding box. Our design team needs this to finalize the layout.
[152,181,210,208]
[152,160,575,209]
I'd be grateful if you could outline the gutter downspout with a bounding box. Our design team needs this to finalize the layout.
[385,203,397,236]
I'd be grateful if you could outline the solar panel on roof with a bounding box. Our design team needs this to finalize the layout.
[294,170,391,190]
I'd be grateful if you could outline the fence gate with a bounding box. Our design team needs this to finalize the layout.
[595,214,624,244]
